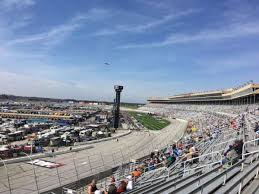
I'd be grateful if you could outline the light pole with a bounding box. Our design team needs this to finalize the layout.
[113,85,123,129]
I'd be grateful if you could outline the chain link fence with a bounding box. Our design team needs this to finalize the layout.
[0,119,187,194]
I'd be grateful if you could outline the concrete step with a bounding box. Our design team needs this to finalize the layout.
[215,160,259,194]
[242,177,259,194]
[138,170,202,194]
[183,159,244,194]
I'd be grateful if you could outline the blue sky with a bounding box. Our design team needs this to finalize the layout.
[0,0,259,102]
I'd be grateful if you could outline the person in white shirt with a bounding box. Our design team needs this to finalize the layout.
[126,175,133,190]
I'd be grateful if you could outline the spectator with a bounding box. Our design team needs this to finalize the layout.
[150,152,155,159]
[94,190,103,194]
[132,168,142,178]
[166,154,176,167]
[105,184,117,194]
[126,175,133,190]
[223,145,238,165]
[116,180,127,193]
[233,139,243,157]
[88,179,98,194]
[256,129,259,145]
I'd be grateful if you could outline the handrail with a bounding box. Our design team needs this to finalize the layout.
[170,138,223,174]
[184,160,222,175]
[136,165,168,185]
[221,132,240,140]
[223,160,259,194]
[242,138,259,160]
[183,151,222,176]
[138,173,168,185]
[171,164,222,194]
[188,159,245,194]
[211,138,239,151]
[140,170,203,194]
[222,130,240,137]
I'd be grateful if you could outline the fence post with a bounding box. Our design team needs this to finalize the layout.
[21,152,40,194]
[111,152,116,167]
[52,154,62,187]
[72,152,80,190]
[151,141,155,152]
[100,152,105,171]
[183,161,186,177]
[120,148,125,164]
[88,155,93,174]
[0,158,11,194]
[238,180,243,194]
[223,172,227,185]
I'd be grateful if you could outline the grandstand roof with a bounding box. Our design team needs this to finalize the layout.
[148,83,259,103]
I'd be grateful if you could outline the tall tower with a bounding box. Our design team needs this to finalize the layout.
[113,85,123,129]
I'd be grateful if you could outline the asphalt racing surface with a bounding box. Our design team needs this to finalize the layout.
[0,119,187,194]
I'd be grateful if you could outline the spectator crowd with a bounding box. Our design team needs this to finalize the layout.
[87,103,259,194]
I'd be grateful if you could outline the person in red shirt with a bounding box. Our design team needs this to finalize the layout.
[116,180,127,193]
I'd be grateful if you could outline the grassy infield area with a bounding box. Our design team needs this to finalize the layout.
[129,112,170,130]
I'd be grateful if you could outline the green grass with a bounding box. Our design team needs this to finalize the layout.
[129,112,170,130]
[121,104,142,109]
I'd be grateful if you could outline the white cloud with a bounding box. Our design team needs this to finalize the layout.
[7,22,80,46]
[7,8,111,47]
[93,9,198,36]
[118,21,259,48]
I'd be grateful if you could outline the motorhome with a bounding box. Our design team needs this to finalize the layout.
[79,129,92,137]
[8,131,24,141]
[0,134,8,144]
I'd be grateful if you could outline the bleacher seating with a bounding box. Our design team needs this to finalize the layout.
[77,104,259,194]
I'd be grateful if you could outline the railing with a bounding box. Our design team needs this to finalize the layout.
[241,137,259,171]
[137,167,169,185]
[183,151,222,176]
[210,138,239,152]
[188,159,245,194]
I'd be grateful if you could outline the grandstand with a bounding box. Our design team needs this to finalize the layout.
[86,84,259,194]
[148,82,259,105]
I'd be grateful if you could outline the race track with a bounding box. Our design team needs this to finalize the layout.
[0,119,187,194]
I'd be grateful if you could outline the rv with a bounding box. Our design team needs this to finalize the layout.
[8,131,24,141]
[0,134,8,144]
[79,129,92,137]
